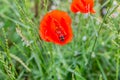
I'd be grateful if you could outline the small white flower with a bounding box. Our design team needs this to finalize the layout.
[113,1,117,6]
[0,22,4,28]
[102,8,107,15]
[91,52,96,58]
[82,36,87,41]
[111,12,119,18]
[53,0,60,5]
[51,5,57,10]
[68,0,72,3]
[84,14,89,18]
[101,42,105,46]
[75,15,79,23]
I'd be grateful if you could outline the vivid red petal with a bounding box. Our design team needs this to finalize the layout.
[39,10,73,45]
[70,0,96,14]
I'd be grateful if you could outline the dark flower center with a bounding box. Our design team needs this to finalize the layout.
[55,27,65,42]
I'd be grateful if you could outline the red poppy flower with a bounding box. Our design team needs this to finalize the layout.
[70,0,95,13]
[39,10,73,45]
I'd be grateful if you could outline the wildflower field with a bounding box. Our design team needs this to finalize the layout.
[0,0,120,80]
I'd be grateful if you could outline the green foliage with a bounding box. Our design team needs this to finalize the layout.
[0,0,120,80]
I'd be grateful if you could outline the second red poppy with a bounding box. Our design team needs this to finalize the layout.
[70,0,95,14]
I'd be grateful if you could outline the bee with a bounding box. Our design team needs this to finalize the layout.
[59,35,65,42]
[55,27,65,42]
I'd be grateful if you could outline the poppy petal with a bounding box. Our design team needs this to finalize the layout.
[70,0,96,14]
[39,10,73,45]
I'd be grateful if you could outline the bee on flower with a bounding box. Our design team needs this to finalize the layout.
[39,10,73,45]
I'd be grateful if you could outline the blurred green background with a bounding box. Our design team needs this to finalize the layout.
[0,0,120,80]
